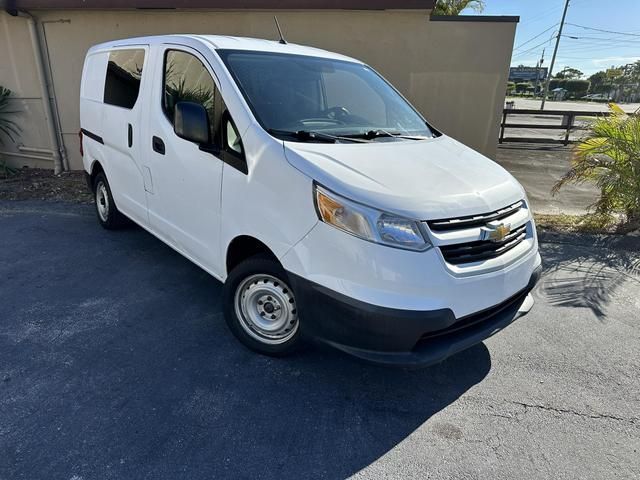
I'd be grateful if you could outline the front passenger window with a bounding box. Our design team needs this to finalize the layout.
[163,50,216,141]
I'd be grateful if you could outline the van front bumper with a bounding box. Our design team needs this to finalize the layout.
[288,265,541,368]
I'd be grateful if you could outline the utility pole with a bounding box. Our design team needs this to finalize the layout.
[541,0,570,109]
[534,49,545,96]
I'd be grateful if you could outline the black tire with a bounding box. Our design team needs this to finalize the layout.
[223,254,302,356]
[93,172,128,230]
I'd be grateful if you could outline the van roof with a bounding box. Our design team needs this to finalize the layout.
[89,34,360,63]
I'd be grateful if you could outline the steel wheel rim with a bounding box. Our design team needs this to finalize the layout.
[234,274,298,345]
[96,181,110,222]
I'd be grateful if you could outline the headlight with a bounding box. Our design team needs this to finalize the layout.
[314,184,431,251]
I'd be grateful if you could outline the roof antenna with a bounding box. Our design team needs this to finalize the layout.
[274,16,287,45]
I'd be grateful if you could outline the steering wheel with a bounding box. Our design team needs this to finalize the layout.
[324,106,351,121]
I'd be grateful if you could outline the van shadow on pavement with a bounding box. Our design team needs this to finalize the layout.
[0,202,491,479]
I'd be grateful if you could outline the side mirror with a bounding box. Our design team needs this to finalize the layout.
[174,101,209,144]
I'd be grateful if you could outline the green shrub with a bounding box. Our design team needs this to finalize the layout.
[549,79,562,90]
[565,79,590,98]
[553,104,640,230]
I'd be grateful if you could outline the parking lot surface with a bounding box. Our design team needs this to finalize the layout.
[1,201,638,479]
[495,99,637,215]
[495,144,598,215]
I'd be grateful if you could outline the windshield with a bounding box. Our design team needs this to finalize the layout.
[218,49,434,141]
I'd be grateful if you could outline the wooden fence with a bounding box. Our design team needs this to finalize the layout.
[498,109,610,146]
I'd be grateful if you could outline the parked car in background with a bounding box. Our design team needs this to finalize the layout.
[582,93,612,101]
[79,35,541,367]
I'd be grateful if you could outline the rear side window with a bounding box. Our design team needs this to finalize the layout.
[104,49,145,109]
[163,49,217,139]
[81,52,108,101]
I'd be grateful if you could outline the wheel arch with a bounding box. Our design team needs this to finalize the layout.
[88,160,105,191]
[225,235,280,276]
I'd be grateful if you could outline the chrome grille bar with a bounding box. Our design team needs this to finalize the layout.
[427,201,524,232]
[439,224,527,265]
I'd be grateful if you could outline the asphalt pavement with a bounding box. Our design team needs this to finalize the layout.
[495,144,598,215]
[1,201,638,480]
[495,99,636,215]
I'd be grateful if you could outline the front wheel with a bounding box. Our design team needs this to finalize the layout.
[223,255,301,356]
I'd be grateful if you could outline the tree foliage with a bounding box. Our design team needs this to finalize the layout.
[588,71,608,94]
[586,61,640,100]
[0,86,20,145]
[553,104,640,228]
[548,79,590,98]
[554,67,583,80]
[432,0,485,15]
[565,79,590,97]
[0,86,21,176]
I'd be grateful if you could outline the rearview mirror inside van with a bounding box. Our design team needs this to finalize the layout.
[174,101,209,145]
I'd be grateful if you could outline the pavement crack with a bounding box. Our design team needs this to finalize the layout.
[511,401,637,424]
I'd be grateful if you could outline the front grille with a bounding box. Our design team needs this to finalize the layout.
[439,223,527,265]
[427,201,523,232]
[418,287,529,342]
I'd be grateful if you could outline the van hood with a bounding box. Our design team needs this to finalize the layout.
[283,135,525,220]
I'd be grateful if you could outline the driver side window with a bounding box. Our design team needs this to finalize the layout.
[163,49,217,141]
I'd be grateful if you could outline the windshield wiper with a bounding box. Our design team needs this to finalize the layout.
[346,129,431,141]
[267,129,370,143]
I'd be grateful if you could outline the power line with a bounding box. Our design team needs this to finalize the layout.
[512,37,555,60]
[563,35,640,42]
[514,24,558,51]
[520,5,564,25]
[560,37,640,49]
[513,31,558,58]
[564,28,640,36]
[557,39,640,53]
[565,22,640,37]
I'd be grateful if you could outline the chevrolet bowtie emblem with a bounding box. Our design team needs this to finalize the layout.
[481,221,511,242]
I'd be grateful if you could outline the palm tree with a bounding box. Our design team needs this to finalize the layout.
[432,0,486,15]
[553,104,640,230]
[0,86,20,145]
[0,86,20,176]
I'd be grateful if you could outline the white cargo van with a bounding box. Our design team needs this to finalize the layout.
[80,35,541,367]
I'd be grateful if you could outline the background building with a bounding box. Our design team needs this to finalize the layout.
[0,1,518,172]
[509,66,548,83]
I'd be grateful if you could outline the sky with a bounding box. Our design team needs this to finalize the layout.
[463,0,640,78]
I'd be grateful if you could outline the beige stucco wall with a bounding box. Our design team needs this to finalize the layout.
[0,9,516,170]
[0,12,54,168]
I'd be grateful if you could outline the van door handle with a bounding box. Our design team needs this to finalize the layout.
[128,124,133,148]
[152,136,165,155]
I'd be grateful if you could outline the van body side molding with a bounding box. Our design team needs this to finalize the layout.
[80,128,104,145]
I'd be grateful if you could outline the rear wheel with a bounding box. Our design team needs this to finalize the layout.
[93,172,127,229]
[223,255,301,356]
